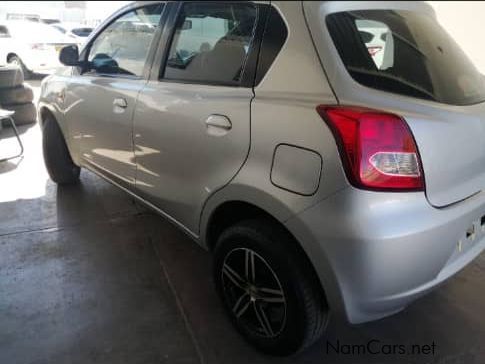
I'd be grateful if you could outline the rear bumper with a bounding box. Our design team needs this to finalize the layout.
[285,187,485,324]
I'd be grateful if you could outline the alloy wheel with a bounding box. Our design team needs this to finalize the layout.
[221,247,287,338]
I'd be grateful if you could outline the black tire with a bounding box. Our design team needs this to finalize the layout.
[7,55,31,79]
[42,115,80,185]
[213,219,328,356]
[0,65,24,88]
[1,102,36,127]
[0,84,34,105]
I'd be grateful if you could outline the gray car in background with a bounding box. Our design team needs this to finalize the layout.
[38,1,485,355]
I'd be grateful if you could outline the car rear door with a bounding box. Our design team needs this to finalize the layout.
[133,2,267,234]
[64,3,165,188]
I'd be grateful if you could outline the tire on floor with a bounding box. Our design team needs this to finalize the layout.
[0,65,24,89]
[213,219,329,355]
[1,102,37,127]
[42,115,80,184]
[0,84,34,105]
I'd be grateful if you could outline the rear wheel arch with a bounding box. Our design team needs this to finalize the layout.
[39,106,55,129]
[42,111,80,184]
[206,201,277,251]
[204,200,328,305]
[210,206,330,354]
[39,106,79,165]
[40,106,67,137]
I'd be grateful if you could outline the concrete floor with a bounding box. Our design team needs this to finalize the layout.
[0,79,484,364]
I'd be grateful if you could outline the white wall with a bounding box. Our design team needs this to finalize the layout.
[85,1,130,26]
[0,1,129,26]
[430,1,485,73]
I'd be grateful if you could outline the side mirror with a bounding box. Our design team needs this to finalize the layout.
[59,45,80,66]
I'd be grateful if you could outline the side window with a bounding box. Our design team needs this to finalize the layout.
[163,2,257,85]
[87,4,164,77]
[254,6,288,86]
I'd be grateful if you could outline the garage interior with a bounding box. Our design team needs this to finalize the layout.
[0,78,483,364]
[2,0,485,363]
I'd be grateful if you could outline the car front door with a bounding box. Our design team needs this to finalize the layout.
[64,3,165,187]
[133,2,264,234]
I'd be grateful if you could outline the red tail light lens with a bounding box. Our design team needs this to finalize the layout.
[317,106,424,191]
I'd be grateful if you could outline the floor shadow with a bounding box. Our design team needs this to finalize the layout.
[0,176,200,364]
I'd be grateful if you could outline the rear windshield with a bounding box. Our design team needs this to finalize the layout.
[326,10,485,106]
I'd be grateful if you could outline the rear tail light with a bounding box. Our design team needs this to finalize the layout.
[317,105,424,191]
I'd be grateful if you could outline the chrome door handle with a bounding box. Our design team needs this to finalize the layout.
[205,115,232,136]
[113,98,128,108]
[205,114,232,130]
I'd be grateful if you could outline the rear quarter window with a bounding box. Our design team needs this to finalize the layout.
[326,10,485,106]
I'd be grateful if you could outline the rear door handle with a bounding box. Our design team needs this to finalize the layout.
[113,97,128,114]
[113,97,128,109]
[205,115,232,136]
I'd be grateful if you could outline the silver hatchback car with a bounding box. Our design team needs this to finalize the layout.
[39,1,485,355]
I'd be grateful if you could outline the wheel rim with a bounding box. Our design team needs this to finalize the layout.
[221,247,287,338]
[9,58,20,66]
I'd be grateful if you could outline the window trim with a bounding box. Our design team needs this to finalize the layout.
[254,5,288,87]
[79,2,168,80]
[153,1,268,88]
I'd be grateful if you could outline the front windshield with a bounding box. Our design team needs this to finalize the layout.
[326,10,485,106]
